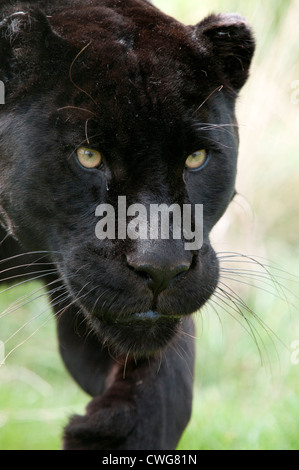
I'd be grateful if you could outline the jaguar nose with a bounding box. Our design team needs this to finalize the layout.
[127,257,191,294]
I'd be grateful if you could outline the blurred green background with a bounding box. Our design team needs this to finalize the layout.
[0,0,299,450]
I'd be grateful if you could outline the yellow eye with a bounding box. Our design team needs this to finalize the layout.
[185,150,208,170]
[77,147,102,169]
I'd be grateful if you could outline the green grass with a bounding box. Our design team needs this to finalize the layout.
[1,0,299,450]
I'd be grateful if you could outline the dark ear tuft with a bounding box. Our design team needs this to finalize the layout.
[195,13,255,92]
[0,9,52,50]
[0,9,61,99]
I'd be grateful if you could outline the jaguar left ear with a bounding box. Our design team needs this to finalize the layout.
[194,13,255,92]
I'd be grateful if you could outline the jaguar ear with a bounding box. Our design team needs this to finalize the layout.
[0,8,53,50]
[0,9,57,97]
[194,13,255,92]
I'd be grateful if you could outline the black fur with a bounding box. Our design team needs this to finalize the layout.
[0,0,254,450]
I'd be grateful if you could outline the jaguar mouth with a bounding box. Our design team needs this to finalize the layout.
[88,309,182,357]
[113,310,182,324]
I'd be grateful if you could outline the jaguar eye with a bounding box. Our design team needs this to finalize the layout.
[76,147,102,169]
[185,150,208,170]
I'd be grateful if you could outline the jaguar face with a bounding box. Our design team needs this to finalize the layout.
[0,1,254,357]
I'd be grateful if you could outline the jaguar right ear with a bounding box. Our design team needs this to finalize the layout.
[0,9,52,53]
[0,8,61,100]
